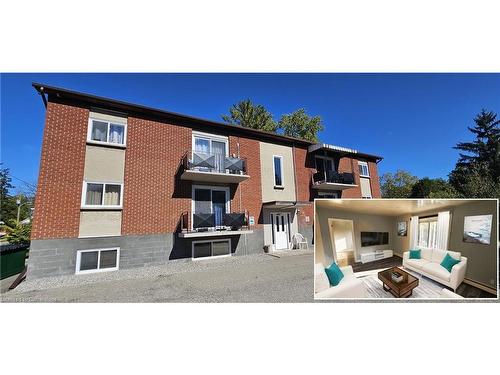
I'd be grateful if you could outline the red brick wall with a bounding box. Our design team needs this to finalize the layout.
[121,117,192,235]
[31,102,88,239]
[229,136,263,227]
[368,161,381,198]
[338,156,363,198]
[338,157,381,198]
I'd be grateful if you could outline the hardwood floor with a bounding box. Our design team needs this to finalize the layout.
[351,256,402,273]
[351,256,497,299]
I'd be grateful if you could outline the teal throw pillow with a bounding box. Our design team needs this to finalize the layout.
[409,249,421,259]
[440,253,461,272]
[324,262,344,286]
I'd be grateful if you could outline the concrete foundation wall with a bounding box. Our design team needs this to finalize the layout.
[27,229,265,280]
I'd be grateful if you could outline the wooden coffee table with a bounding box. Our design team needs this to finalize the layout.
[378,267,419,298]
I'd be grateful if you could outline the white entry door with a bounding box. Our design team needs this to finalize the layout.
[272,213,290,250]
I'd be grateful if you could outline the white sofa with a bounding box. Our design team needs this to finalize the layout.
[403,247,467,292]
[314,263,367,299]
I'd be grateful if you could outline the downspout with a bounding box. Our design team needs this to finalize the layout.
[292,144,299,202]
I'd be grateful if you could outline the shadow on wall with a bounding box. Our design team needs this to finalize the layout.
[172,158,192,199]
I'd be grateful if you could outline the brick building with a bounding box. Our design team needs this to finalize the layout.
[28,83,383,279]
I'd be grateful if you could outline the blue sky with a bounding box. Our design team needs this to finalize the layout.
[1,73,499,190]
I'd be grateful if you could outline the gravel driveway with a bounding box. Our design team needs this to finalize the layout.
[1,251,313,303]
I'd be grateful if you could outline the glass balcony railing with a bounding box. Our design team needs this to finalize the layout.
[312,170,355,185]
[182,150,248,175]
[180,211,250,234]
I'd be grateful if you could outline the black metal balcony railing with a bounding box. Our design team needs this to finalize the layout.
[312,170,355,185]
[180,211,250,233]
[182,150,248,175]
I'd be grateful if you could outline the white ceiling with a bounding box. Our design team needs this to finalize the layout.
[315,199,487,216]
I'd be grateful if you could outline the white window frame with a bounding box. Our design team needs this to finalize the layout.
[75,247,120,275]
[191,185,231,230]
[81,181,124,209]
[87,118,127,147]
[358,161,370,177]
[272,155,284,188]
[192,239,231,260]
[418,216,438,248]
[192,131,229,156]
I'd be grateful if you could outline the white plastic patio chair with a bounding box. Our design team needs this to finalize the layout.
[292,233,309,251]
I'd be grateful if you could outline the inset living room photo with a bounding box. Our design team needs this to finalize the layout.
[314,199,498,300]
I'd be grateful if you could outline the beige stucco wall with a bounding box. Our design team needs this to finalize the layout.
[83,145,125,183]
[259,142,297,203]
[79,211,122,237]
[89,111,127,125]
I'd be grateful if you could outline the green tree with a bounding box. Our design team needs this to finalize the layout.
[449,109,500,197]
[0,165,35,227]
[222,99,278,132]
[0,165,16,223]
[4,222,31,244]
[379,170,419,198]
[278,108,324,142]
[410,177,461,198]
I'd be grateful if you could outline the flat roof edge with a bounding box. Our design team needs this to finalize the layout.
[32,82,314,147]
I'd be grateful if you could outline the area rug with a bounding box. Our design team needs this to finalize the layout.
[359,269,444,299]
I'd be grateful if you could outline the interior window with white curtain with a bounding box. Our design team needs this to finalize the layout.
[84,182,122,207]
[104,184,121,205]
[91,121,108,142]
[109,124,125,144]
[418,216,438,248]
[89,119,126,145]
[85,183,104,205]
[194,138,210,154]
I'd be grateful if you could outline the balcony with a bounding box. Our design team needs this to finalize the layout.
[180,150,250,183]
[178,211,254,238]
[312,170,358,191]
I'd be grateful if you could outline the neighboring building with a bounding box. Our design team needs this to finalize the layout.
[27,83,383,279]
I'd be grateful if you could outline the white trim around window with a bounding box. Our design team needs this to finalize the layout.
[87,117,127,147]
[192,131,229,156]
[272,155,284,188]
[75,247,120,275]
[358,161,370,177]
[192,239,232,260]
[81,181,124,209]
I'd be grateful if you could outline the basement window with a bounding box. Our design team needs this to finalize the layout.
[192,239,231,259]
[88,118,126,146]
[82,182,123,208]
[76,248,119,274]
